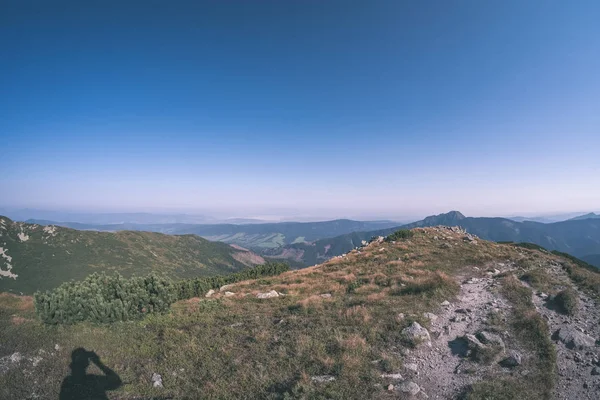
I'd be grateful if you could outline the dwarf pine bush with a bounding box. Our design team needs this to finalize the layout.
[385,229,414,242]
[35,262,289,324]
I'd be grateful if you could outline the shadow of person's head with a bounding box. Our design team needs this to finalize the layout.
[69,348,93,377]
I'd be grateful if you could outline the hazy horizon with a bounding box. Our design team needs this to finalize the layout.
[0,205,598,224]
[2,2,599,217]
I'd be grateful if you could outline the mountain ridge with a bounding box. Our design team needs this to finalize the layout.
[268,211,600,267]
[569,212,600,221]
[0,216,265,294]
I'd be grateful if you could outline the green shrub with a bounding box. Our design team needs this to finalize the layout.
[553,288,579,315]
[385,229,414,242]
[34,273,176,325]
[35,262,290,325]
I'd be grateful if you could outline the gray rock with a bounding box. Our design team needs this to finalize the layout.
[404,362,419,374]
[320,293,332,298]
[500,350,522,368]
[591,367,600,376]
[151,373,163,388]
[224,291,235,297]
[402,322,431,346]
[256,290,279,299]
[477,331,505,350]
[311,375,336,383]
[397,381,420,396]
[465,334,485,351]
[205,289,215,298]
[219,284,234,292]
[387,384,394,391]
[441,300,451,307]
[557,327,596,349]
[380,373,403,380]
[424,312,438,321]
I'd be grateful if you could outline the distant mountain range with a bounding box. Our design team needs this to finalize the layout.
[568,212,600,221]
[265,211,600,268]
[14,211,600,271]
[24,219,402,250]
[0,216,264,294]
[0,208,269,225]
[508,211,600,223]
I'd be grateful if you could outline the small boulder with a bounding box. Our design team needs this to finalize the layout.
[500,350,522,368]
[310,375,336,383]
[465,334,485,351]
[205,289,215,298]
[320,293,332,298]
[556,327,596,349]
[219,284,234,292]
[380,373,403,380]
[441,300,451,307]
[151,373,163,388]
[256,290,279,299]
[402,322,431,347]
[396,381,420,396]
[477,331,505,350]
[224,291,235,297]
[464,333,504,363]
[387,384,394,391]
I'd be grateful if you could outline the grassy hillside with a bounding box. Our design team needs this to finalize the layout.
[270,211,600,266]
[1,227,599,399]
[0,216,264,294]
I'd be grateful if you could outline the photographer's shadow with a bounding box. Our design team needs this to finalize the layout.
[59,348,122,400]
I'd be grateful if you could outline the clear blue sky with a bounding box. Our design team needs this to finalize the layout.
[1,1,599,219]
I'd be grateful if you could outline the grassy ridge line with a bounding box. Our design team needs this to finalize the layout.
[34,262,290,325]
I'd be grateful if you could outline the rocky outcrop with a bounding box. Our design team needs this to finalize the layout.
[556,327,596,350]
